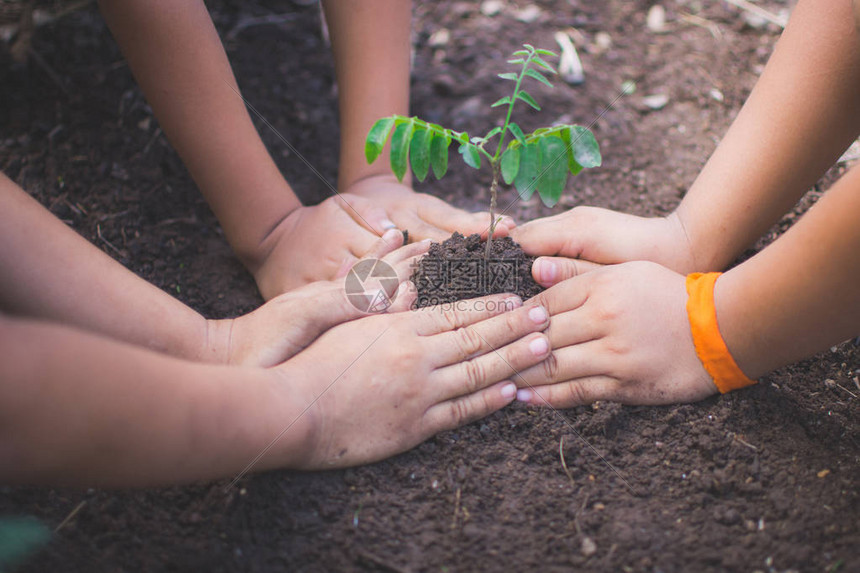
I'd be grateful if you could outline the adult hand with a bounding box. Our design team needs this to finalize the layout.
[250,193,399,300]
[208,230,429,368]
[345,174,516,242]
[514,261,717,408]
[280,293,553,469]
[512,206,698,279]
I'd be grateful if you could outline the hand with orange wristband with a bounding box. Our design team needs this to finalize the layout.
[508,0,860,408]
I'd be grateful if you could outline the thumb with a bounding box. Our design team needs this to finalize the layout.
[334,193,396,236]
[532,256,602,287]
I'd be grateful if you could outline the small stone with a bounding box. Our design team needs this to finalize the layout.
[428,28,450,47]
[743,12,769,30]
[709,88,725,102]
[581,536,597,556]
[817,469,831,478]
[594,31,612,53]
[621,80,636,95]
[647,5,667,33]
[480,0,504,17]
[642,93,670,110]
[555,31,584,85]
[514,5,542,23]
[593,502,605,511]
[824,379,836,388]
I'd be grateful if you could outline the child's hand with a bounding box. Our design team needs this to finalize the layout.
[207,231,427,368]
[344,174,516,242]
[514,261,717,408]
[277,293,552,469]
[250,193,407,300]
[512,207,698,278]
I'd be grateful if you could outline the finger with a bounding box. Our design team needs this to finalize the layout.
[431,302,549,365]
[532,256,603,288]
[542,306,604,349]
[387,280,417,313]
[411,293,525,335]
[526,272,594,316]
[335,193,396,236]
[435,332,551,401]
[382,238,431,266]
[392,210,451,242]
[513,340,613,388]
[370,227,405,257]
[514,376,620,409]
[423,380,517,434]
[510,214,579,257]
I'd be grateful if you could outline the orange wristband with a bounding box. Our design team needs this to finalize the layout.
[685,272,757,393]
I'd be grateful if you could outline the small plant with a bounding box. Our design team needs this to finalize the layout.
[365,43,602,257]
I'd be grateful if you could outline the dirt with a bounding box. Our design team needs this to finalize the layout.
[411,232,543,307]
[1,0,858,572]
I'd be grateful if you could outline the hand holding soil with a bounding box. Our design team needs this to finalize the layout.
[250,193,402,300]
[516,262,718,408]
[207,231,427,368]
[278,294,551,470]
[512,206,696,283]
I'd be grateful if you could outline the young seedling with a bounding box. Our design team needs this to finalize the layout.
[365,43,602,257]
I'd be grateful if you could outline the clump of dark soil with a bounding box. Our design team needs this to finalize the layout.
[411,232,544,308]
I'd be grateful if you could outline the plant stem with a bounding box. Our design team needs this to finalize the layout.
[485,160,500,259]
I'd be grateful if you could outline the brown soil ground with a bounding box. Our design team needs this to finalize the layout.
[1,1,858,571]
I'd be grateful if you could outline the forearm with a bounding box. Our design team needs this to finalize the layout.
[99,0,301,266]
[0,316,313,487]
[322,0,411,190]
[0,174,212,361]
[676,0,860,270]
[715,163,860,378]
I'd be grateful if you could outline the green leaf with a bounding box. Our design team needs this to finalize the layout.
[458,142,482,170]
[523,44,535,51]
[568,126,602,168]
[560,127,583,176]
[429,132,450,180]
[365,117,395,164]
[390,121,414,182]
[508,122,526,144]
[491,96,512,108]
[409,127,431,182]
[517,91,541,110]
[512,49,529,56]
[497,72,518,81]
[500,147,520,185]
[484,126,503,140]
[525,68,553,88]
[507,58,525,64]
[536,136,568,207]
[532,56,557,74]
[535,48,558,57]
[514,142,541,200]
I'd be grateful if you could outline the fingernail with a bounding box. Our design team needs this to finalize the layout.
[504,295,523,309]
[382,228,401,241]
[528,305,548,324]
[500,383,517,399]
[381,219,397,230]
[516,389,533,403]
[535,259,557,284]
[529,336,548,356]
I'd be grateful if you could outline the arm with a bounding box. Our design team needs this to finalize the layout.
[514,163,860,407]
[0,173,419,367]
[514,0,860,275]
[98,0,394,298]
[1,294,551,486]
[322,0,515,241]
